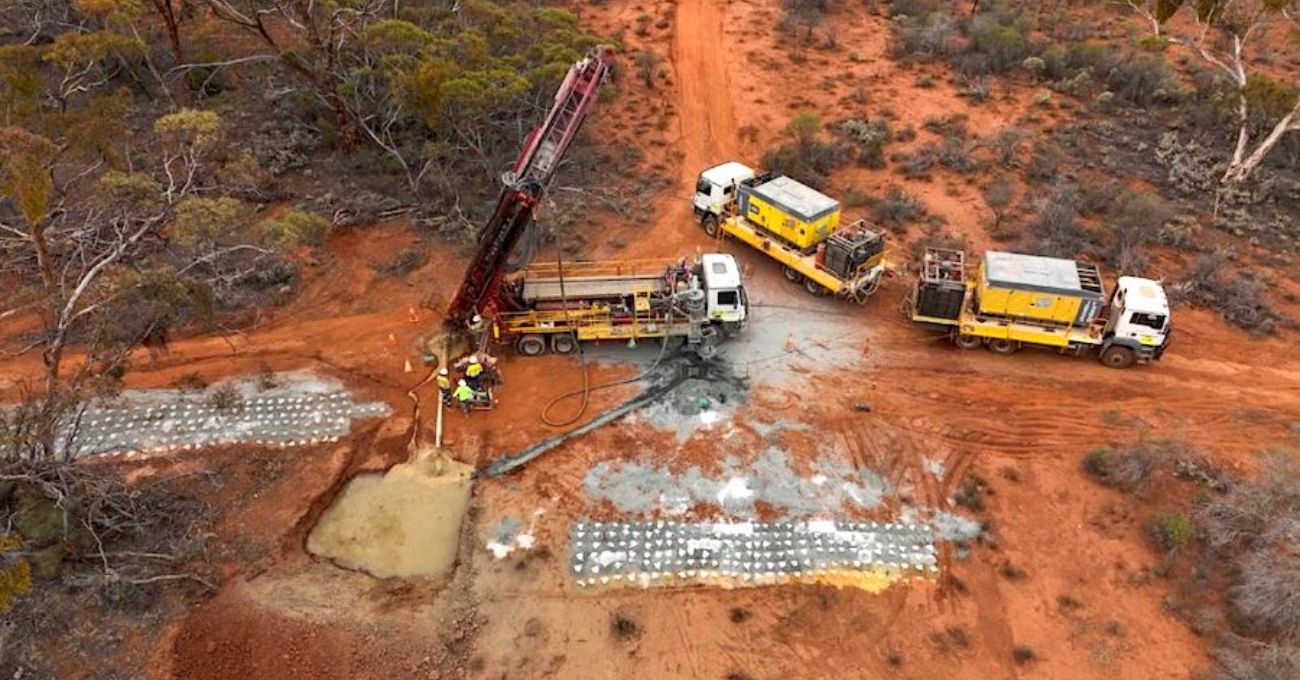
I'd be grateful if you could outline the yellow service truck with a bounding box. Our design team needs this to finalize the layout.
[693,162,886,303]
[910,248,1171,368]
[494,254,747,360]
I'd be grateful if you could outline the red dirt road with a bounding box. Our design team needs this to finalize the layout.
[7,1,1299,679]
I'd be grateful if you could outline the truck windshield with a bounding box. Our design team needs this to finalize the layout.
[717,290,738,306]
[1130,312,1166,330]
[695,177,711,195]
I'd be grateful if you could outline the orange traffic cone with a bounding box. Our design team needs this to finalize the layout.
[407,306,420,323]
[387,333,398,346]
[784,333,796,353]
[403,358,414,373]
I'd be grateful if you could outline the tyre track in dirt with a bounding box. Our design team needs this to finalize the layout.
[672,0,738,172]
[616,0,741,258]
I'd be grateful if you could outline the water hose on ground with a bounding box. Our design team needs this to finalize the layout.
[480,366,690,478]
[538,247,679,428]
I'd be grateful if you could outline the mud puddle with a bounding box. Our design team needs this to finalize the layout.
[307,456,473,579]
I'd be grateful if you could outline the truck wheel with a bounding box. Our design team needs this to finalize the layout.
[1100,345,1136,369]
[516,335,547,356]
[953,333,982,350]
[782,265,804,283]
[804,279,827,296]
[702,215,720,238]
[658,335,685,350]
[987,338,1019,355]
[551,333,577,354]
[696,341,719,360]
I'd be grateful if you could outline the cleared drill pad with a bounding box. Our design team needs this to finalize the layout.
[55,371,390,458]
[570,519,937,591]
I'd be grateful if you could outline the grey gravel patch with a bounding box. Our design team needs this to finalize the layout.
[928,511,984,542]
[55,371,390,458]
[583,447,893,519]
[570,519,938,589]
[629,374,747,444]
[489,516,523,544]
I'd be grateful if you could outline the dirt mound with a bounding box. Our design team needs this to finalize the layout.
[171,594,356,680]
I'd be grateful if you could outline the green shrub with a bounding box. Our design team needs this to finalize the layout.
[1106,56,1180,106]
[760,114,849,189]
[871,187,927,229]
[957,13,1036,75]
[1147,512,1194,552]
[256,208,331,248]
[1083,448,1111,478]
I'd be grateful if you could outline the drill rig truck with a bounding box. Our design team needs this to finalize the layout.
[496,253,747,360]
[911,248,1171,368]
[424,46,745,368]
[693,162,887,303]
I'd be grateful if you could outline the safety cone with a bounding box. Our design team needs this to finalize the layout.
[784,332,796,353]
[403,358,413,373]
[407,306,419,323]
[387,333,398,346]
[627,337,637,349]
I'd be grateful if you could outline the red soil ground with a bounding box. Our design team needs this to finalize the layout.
[5,1,1299,679]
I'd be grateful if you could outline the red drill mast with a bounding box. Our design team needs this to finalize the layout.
[443,46,615,332]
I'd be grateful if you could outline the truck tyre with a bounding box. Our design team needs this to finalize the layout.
[782,265,803,283]
[658,335,685,350]
[804,279,827,296]
[551,333,577,354]
[702,215,720,238]
[953,333,981,350]
[516,335,547,356]
[696,341,719,360]
[987,338,1019,355]
[1100,345,1136,369]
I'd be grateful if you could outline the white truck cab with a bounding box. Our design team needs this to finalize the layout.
[700,253,748,327]
[694,162,756,219]
[1104,276,1171,362]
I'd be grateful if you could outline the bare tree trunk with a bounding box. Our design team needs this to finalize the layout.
[150,0,185,64]
[1224,101,1300,184]
[323,91,359,153]
[30,223,56,290]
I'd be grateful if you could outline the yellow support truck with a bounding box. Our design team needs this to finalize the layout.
[910,248,1171,368]
[693,162,887,303]
[494,254,748,360]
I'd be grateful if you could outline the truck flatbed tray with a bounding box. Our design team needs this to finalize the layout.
[521,275,666,301]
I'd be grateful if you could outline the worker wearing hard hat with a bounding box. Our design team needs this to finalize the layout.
[453,379,475,415]
[435,368,452,405]
[465,355,484,390]
[467,314,486,348]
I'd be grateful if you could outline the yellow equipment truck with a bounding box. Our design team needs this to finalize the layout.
[693,162,886,303]
[493,254,748,360]
[910,248,1171,368]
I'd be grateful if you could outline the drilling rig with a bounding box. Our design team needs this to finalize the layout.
[422,46,747,368]
[420,45,616,365]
